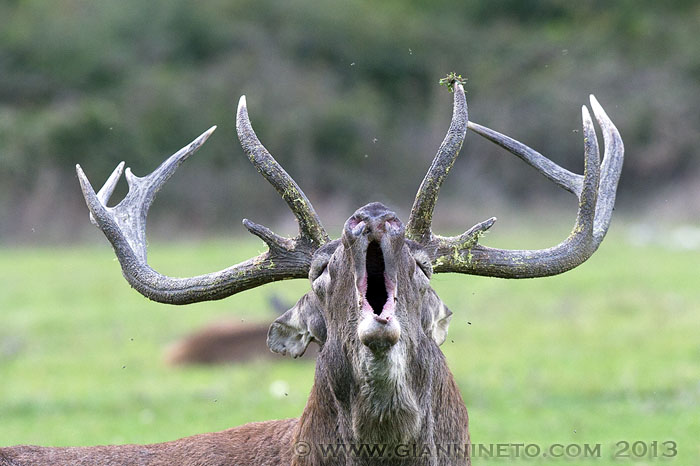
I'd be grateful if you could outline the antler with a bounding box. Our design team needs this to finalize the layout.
[408,90,624,278]
[77,97,328,304]
[407,83,469,244]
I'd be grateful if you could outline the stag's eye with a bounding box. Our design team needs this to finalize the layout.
[416,260,431,278]
[310,260,329,282]
[311,261,331,299]
[412,250,433,279]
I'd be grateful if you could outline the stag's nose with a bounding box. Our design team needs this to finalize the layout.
[344,202,404,242]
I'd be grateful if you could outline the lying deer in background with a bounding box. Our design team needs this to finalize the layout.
[1,82,623,465]
[165,295,319,365]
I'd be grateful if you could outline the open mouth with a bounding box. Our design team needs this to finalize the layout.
[359,240,395,320]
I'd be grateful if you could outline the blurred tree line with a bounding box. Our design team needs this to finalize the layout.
[1,0,699,242]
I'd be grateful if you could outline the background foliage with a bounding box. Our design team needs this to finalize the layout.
[1,0,699,241]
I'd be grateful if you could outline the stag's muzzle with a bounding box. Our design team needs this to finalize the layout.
[343,202,404,352]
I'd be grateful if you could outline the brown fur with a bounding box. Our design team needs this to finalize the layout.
[292,339,469,466]
[1,419,297,465]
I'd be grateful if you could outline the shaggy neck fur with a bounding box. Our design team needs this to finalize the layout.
[351,339,421,444]
[292,337,470,466]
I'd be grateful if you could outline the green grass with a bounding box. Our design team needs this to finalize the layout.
[1,232,699,464]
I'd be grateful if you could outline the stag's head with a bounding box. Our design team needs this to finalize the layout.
[267,201,452,368]
[76,82,623,377]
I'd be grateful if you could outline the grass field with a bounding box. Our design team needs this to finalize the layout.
[1,230,699,464]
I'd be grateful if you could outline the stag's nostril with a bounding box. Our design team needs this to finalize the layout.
[346,217,366,237]
[387,218,401,230]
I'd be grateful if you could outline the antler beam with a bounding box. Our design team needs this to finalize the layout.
[77,98,328,304]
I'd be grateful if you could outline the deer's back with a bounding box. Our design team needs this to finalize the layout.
[0,418,298,466]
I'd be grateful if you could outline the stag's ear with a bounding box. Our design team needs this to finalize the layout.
[268,292,326,358]
[421,289,453,346]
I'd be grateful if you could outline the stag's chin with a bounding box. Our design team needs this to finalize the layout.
[357,277,400,352]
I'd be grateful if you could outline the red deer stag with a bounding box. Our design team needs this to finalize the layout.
[1,83,623,465]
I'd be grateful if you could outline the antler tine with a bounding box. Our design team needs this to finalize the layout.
[236,96,329,248]
[407,83,468,245]
[81,127,216,263]
[77,122,319,305]
[577,104,602,233]
[589,94,624,244]
[467,122,583,197]
[84,161,125,227]
[431,97,622,278]
[94,162,125,215]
